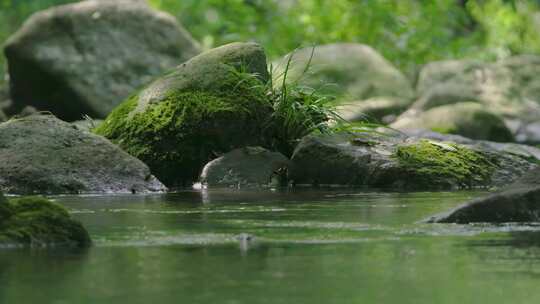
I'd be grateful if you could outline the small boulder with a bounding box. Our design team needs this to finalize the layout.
[0,114,166,194]
[273,43,414,112]
[0,196,91,248]
[289,132,537,190]
[427,167,540,223]
[4,0,201,121]
[95,42,273,187]
[391,102,514,142]
[200,147,289,188]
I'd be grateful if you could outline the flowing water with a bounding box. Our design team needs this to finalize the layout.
[2,189,540,304]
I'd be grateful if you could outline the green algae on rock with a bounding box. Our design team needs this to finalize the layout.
[0,196,91,248]
[289,132,536,190]
[95,42,274,187]
[395,140,497,189]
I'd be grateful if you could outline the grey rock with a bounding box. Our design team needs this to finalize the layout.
[289,131,538,190]
[4,0,201,121]
[0,114,166,194]
[427,167,540,223]
[200,147,289,188]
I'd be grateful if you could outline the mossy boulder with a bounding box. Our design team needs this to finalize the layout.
[95,42,273,187]
[3,0,201,121]
[272,43,414,110]
[289,132,537,190]
[200,147,289,188]
[427,167,540,223]
[391,102,514,142]
[405,55,540,144]
[0,196,90,248]
[0,114,166,194]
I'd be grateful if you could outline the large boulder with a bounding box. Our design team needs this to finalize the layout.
[427,167,540,223]
[0,196,91,248]
[272,43,414,116]
[200,147,289,188]
[0,114,166,194]
[95,42,273,187]
[3,0,201,121]
[391,102,514,142]
[400,55,540,143]
[289,131,538,190]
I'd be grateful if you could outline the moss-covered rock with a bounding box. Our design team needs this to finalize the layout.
[289,132,537,190]
[95,42,273,187]
[3,0,201,121]
[391,102,514,142]
[200,147,289,188]
[0,113,165,194]
[394,140,496,188]
[0,196,90,248]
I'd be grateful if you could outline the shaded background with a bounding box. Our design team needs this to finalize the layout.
[2,0,540,85]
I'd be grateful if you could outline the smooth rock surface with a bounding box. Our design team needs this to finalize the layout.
[427,167,540,223]
[0,114,166,194]
[200,147,289,188]
[4,0,201,120]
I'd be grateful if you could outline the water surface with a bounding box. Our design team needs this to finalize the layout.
[2,189,540,304]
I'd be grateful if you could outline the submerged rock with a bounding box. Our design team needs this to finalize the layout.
[0,114,165,194]
[273,43,414,115]
[391,102,514,142]
[0,196,90,248]
[427,167,540,223]
[4,0,201,121]
[200,147,289,188]
[399,55,540,143]
[289,131,538,190]
[95,42,273,187]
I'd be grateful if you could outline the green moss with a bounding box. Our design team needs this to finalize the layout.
[95,72,271,186]
[394,140,497,188]
[0,196,91,247]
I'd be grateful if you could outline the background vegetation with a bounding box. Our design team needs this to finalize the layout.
[2,0,540,83]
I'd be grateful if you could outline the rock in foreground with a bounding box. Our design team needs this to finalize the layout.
[0,195,91,248]
[427,167,540,223]
[95,42,273,187]
[0,114,165,194]
[289,131,538,190]
[200,147,289,188]
[4,0,201,120]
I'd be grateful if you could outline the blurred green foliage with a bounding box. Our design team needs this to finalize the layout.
[2,0,540,83]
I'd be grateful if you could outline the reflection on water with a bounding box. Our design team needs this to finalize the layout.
[2,189,540,304]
